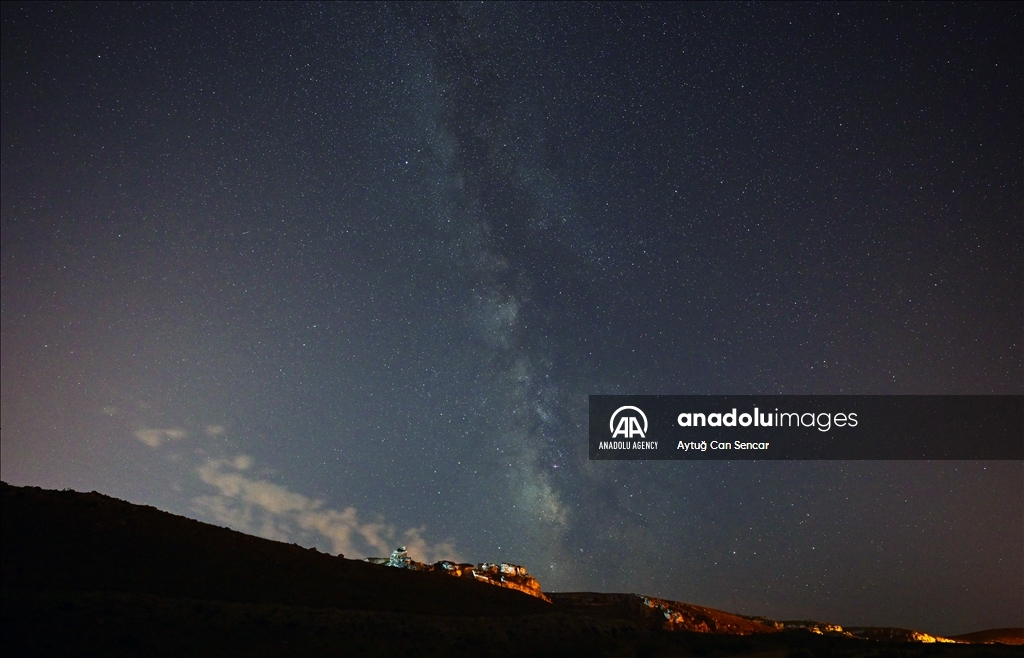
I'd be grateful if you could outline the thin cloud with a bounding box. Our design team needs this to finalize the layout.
[134,427,187,448]
[192,455,460,563]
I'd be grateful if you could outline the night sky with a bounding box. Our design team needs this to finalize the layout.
[2,2,1021,636]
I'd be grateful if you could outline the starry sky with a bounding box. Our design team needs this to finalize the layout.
[2,2,1021,636]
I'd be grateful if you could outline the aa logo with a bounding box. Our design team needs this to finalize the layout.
[610,406,648,439]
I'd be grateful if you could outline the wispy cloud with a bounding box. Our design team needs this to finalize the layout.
[134,427,187,448]
[191,455,460,563]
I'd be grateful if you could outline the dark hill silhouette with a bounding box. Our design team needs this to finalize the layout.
[949,629,1024,645]
[0,481,548,617]
[2,482,1018,657]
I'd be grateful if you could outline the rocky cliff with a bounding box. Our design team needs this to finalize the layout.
[773,619,852,636]
[549,592,777,635]
[847,627,962,643]
[365,547,552,603]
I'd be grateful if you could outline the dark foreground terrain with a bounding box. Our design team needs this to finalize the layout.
[2,482,1020,657]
